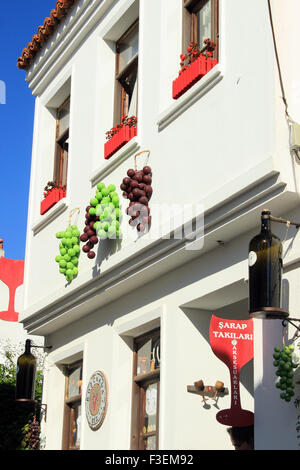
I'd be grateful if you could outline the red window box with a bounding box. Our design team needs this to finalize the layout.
[104,125,137,160]
[172,55,218,100]
[40,187,66,215]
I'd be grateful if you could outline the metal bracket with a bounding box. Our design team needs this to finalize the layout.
[15,400,48,422]
[268,215,300,229]
[32,344,52,350]
[32,401,48,422]
[282,318,300,335]
[38,403,48,422]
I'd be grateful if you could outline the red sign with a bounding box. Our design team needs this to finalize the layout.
[209,315,254,426]
[0,258,24,322]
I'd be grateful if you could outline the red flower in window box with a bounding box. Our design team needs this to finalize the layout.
[40,182,66,215]
[104,115,137,160]
[172,39,218,100]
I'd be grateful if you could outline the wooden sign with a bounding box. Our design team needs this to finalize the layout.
[209,315,254,426]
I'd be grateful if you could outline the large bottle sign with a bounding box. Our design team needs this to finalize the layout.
[209,315,254,426]
[0,258,24,322]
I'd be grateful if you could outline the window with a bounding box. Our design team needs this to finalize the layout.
[54,96,70,188]
[114,20,139,124]
[183,0,219,57]
[62,360,82,450]
[131,329,160,450]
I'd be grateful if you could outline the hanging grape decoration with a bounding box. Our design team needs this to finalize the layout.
[120,150,152,234]
[80,204,99,260]
[28,418,41,450]
[23,418,41,450]
[273,343,299,402]
[80,183,121,259]
[55,209,81,283]
[94,183,121,241]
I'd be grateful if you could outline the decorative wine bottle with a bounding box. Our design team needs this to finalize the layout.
[16,339,37,401]
[248,209,288,319]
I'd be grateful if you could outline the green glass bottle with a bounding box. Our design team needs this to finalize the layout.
[248,209,286,318]
[16,339,37,401]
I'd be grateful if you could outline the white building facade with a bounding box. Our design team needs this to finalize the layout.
[19,0,300,450]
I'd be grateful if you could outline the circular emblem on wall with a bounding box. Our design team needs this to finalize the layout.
[85,371,108,431]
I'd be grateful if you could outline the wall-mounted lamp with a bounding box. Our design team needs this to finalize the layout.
[249,210,299,319]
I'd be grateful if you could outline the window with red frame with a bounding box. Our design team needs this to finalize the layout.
[183,0,219,57]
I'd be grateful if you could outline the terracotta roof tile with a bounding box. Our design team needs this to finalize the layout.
[17,0,78,70]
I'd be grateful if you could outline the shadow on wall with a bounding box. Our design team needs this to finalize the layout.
[92,237,122,278]
[46,232,253,351]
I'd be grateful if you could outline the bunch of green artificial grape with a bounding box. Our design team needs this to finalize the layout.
[273,344,298,402]
[89,182,121,241]
[55,225,81,282]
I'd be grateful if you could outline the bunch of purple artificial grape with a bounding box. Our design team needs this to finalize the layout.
[79,205,99,259]
[120,166,152,233]
[26,419,41,450]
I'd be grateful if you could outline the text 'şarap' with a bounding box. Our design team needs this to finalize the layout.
[212,321,253,341]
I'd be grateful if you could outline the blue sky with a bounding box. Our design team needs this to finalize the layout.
[0,1,57,260]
